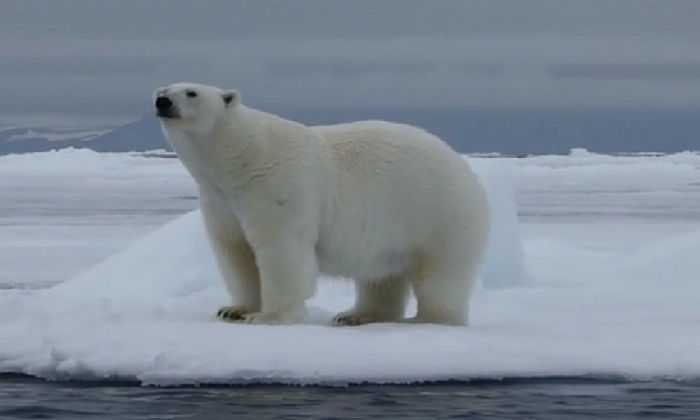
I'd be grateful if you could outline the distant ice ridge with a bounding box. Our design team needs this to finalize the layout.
[7,128,109,142]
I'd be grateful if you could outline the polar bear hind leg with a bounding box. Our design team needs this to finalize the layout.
[405,248,478,326]
[333,275,410,326]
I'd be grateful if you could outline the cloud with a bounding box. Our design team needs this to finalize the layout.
[1,0,700,119]
[0,57,162,76]
[550,63,700,80]
[2,0,699,40]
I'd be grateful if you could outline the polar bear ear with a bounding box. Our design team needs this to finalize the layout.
[222,90,240,107]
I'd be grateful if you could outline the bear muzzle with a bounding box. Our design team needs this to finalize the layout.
[155,96,179,119]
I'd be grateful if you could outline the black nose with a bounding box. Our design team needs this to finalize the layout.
[155,96,172,111]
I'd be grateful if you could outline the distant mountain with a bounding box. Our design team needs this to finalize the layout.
[0,126,106,153]
[2,107,699,155]
[84,117,167,152]
[0,117,166,155]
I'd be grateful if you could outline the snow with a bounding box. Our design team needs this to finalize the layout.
[1,148,699,385]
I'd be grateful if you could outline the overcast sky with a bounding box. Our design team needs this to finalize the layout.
[2,0,700,124]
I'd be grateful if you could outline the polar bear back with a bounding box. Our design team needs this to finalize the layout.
[313,120,472,193]
[311,120,487,280]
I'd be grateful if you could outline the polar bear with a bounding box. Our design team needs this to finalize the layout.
[154,82,489,326]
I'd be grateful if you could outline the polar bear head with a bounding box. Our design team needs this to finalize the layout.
[153,82,240,135]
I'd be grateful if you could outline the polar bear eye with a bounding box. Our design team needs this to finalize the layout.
[186,90,197,98]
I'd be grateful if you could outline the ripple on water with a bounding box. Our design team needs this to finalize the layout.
[0,375,699,419]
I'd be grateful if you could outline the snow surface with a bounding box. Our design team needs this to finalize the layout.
[1,149,699,385]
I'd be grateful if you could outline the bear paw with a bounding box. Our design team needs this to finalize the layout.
[332,311,397,326]
[240,309,305,325]
[216,306,251,322]
[400,315,465,326]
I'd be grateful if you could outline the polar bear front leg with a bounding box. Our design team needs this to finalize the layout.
[201,199,261,322]
[211,239,261,322]
[243,235,318,325]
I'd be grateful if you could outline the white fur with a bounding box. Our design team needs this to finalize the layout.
[155,82,490,326]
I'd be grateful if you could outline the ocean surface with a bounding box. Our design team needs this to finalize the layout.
[1,150,700,418]
[1,375,700,419]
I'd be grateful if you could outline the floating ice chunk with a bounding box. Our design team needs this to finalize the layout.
[470,159,529,288]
